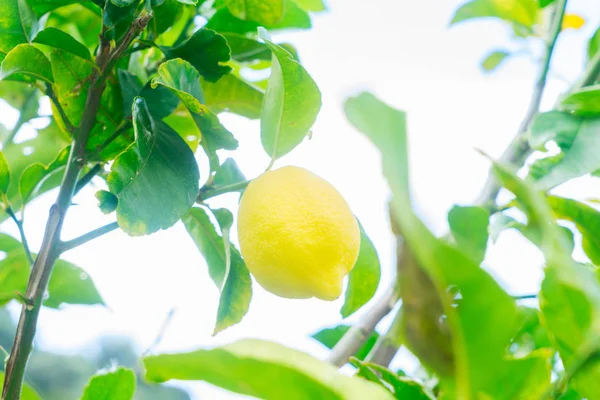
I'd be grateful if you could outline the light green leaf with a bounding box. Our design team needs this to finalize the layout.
[212,158,246,188]
[448,205,489,264]
[535,118,600,190]
[225,0,285,25]
[528,111,581,151]
[46,258,105,308]
[0,373,41,400]
[345,92,519,398]
[152,59,237,169]
[0,0,39,60]
[259,28,321,160]
[490,350,553,399]
[223,33,270,62]
[81,367,136,400]
[528,154,564,181]
[33,27,91,59]
[108,97,200,236]
[0,150,10,194]
[162,28,232,82]
[96,190,118,214]
[539,0,554,7]
[0,44,53,83]
[182,207,252,333]
[202,74,264,119]
[312,325,380,362]
[0,249,29,306]
[588,27,600,62]
[19,146,69,205]
[28,0,82,16]
[450,0,538,29]
[144,339,395,400]
[341,223,381,317]
[294,0,326,11]
[481,50,510,72]
[560,86,600,115]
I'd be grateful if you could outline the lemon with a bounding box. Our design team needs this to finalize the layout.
[237,166,360,300]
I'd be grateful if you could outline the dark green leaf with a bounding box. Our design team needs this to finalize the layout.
[224,0,285,25]
[33,27,91,59]
[81,367,136,400]
[162,29,232,82]
[345,92,520,398]
[0,373,40,400]
[312,325,380,362]
[118,69,143,115]
[213,158,246,187]
[448,205,489,264]
[535,118,600,190]
[341,223,381,317]
[45,258,105,308]
[528,111,581,151]
[259,28,321,160]
[103,0,138,40]
[19,146,69,205]
[182,207,252,333]
[0,0,39,60]
[110,0,137,6]
[0,44,53,83]
[223,33,270,62]
[539,0,554,7]
[108,97,200,236]
[96,190,119,214]
[560,86,600,115]
[481,50,510,72]
[144,339,395,399]
[202,74,264,119]
[150,0,184,36]
[0,150,10,194]
[45,4,102,50]
[118,69,179,119]
[450,0,537,30]
[28,0,83,16]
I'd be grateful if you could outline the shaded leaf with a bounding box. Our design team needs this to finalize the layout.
[202,74,264,119]
[118,69,179,119]
[0,0,39,60]
[213,158,246,188]
[448,205,489,264]
[528,111,581,151]
[312,325,380,362]
[108,97,199,236]
[481,50,510,72]
[259,28,321,160]
[0,44,53,83]
[96,190,118,214]
[223,33,270,62]
[33,27,90,59]
[144,339,395,399]
[45,258,105,308]
[81,367,136,400]
[341,223,381,317]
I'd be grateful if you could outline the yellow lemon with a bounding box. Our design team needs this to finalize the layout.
[237,166,360,300]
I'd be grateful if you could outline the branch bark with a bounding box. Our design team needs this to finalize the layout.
[1,15,151,400]
[59,222,119,253]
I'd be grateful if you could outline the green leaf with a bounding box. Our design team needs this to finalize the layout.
[0,150,10,194]
[152,59,237,169]
[511,307,552,353]
[33,27,91,59]
[108,97,200,236]
[0,44,53,83]
[490,350,553,398]
[81,367,136,400]
[144,339,395,400]
[118,69,179,119]
[528,154,564,181]
[259,28,321,160]
[162,28,232,82]
[110,0,137,6]
[213,158,246,187]
[345,92,519,398]
[448,205,489,264]
[547,196,600,265]
[0,0,39,60]
[560,86,600,115]
[150,0,184,37]
[535,118,600,190]
[341,223,381,317]
[182,207,252,333]
[312,325,380,362]
[450,0,538,29]
[223,33,270,62]
[28,0,83,16]
[528,111,581,151]
[45,258,105,308]
[96,190,119,214]
[481,50,510,72]
[0,373,41,400]
[0,249,29,306]
[202,74,264,119]
[588,27,600,62]
[19,146,69,205]
[539,0,554,7]
[294,0,326,11]
[225,0,285,25]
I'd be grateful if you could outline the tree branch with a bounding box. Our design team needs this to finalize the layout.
[197,180,251,202]
[74,164,104,195]
[365,307,404,367]
[1,15,151,400]
[5,207,34,266]
[59,222,119,253]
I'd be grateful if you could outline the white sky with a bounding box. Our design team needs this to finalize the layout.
[4,0,600,398]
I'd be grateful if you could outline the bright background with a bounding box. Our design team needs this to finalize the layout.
[3,0,600,398]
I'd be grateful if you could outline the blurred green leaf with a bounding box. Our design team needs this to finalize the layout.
[450,0,538,30]
[0,150,10,194]
[0,0,39,61]
[528,154,564,181]
[560,86,600,115]
[46,4,102,50]
[81,367,136,400]
[511,307,552,354]
[213,158,246,187]
[19,146,69,205]
[150,0,184,37]
[0,373,40,400]
[481,50,510,72]
[144,339,395,399]
[588,27,600,62]
[28,0,84,16]
[491,349,553,398]
[223,33,270,62]
[45,258,105,308]
[33,27,91,60]
[345,92,524,398]
[312,325,380,362]
[96,190,119,214]
[152,59,237,169]
[535,118,600,190]
[528,111,581,151]
[448,205,489,264]
[224,0,285,25]
[182,207,252,333]
[110,0,137,6]
[539,0,554,7]
[202,74,264,119]
[341,223,381,317]
[259,28,321,160]
[0,44,53,83]
[108,97,200,236]
[162,29,232,83]
[0,249,29,306]
[294,0,326,11]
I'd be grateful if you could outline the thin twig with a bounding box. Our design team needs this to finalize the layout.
[197,180,251,202]
[514,293,537,300]
[59,222,119,253]
[143,307,176,356]
[74,164,104,195]
[5,207,34,266]
[365,306,404,367]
